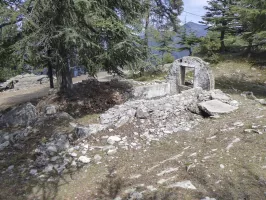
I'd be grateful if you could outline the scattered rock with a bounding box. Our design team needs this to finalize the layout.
[94,154,102,162]
[71,161,77,167]
[244,129,254,133]
[210,115,220,119]
[55,134,70,151]
[115,116,131,128]
[107,149,117,156]
[233,121,244,127]
[35,155,48,168]
[30,169,38,176]
[147,185,157,191]
[43,164,54,173]
[157,176,176,185]
[157,167,179,176]
[167,180,197,190]
[128,191,143,200]
[230,100,239,107]
[47,145,58,154]
[0,141,10,151]
[69,152,77,157]
[201,197,216,200]
[45,105,57,115]
[78,156,91,164]
[211,90,230,102]
[74,124,106,140]
[107,136,121,145]
[129,174,142,179]
[136,105,150,119]
[7,165,14,171]
[51,156,59,162]
[242,91,266,106]
[226,138,240,151]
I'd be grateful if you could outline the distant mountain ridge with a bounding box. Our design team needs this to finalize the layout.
[183,22,208,37]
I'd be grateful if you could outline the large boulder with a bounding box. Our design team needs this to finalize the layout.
[0,103,37,127]
[198,100,238,116]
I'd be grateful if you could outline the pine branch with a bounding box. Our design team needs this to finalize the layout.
[0,17,23,29]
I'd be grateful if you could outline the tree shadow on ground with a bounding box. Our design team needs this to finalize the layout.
[183,164,266,200]
[0,161,86,200]
[0,114,83,200]
[215,75,266,98]
[0,79,134,200]
[89,166,205,200]
[36,79,133,119]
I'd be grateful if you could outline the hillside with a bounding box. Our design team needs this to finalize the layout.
[184,22,208,37]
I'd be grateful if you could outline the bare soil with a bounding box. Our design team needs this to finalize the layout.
[0,72,118,111]
[30,94,266,200]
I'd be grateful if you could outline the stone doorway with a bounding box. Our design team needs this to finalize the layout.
[179,65,195,90]
[167,56,215,94]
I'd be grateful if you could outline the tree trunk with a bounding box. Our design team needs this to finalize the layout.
[144,0,150,58]
[189,48,192,56]
[220,30,226,52]
[246,39,253,57]
[47,50,54,88]
[56,64,73,94]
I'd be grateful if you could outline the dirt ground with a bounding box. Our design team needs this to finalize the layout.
[1,58,266,200]
[54,94,266,200]
[0,72,119,111]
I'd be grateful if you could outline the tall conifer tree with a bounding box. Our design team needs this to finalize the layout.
[201,0,237,52]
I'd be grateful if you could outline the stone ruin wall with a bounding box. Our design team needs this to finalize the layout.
[167,56,215,94]
[133,56,215,99]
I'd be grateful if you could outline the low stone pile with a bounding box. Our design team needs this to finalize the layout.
[76,88,238,140]
[0,87,239,178]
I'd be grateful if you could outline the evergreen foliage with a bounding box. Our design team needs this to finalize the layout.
[234,0,266,52]
[195,31,221,63]
[0,0,146,92]
[177,26,201,56]
[152,28,176,64]
[142,0,184,60]
[200,0,237,52]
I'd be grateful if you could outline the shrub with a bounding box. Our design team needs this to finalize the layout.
[0,68,19,82]
[194,31,221,63]
[162,53,175,64]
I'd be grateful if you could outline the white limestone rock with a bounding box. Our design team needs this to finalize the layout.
[198,100,238,116]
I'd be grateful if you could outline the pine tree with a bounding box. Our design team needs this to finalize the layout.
[152,29,176,64]
[177,26,201,56]
[201,0,237,52]
[0,0,25,80]
[143,0,184,59]
[1,0,145,93]
[234,0,266,53]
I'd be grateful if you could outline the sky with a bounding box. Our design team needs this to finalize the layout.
[179,0,208,24]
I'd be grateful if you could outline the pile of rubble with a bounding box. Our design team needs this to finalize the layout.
[0,86,239,178]
[0,57,241,179]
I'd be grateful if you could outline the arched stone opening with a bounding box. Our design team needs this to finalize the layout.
[167,56,215,94]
